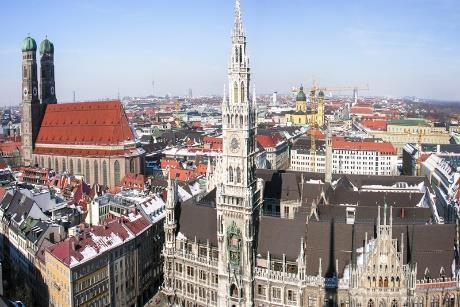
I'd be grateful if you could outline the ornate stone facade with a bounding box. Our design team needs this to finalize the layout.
[161,1,460,306]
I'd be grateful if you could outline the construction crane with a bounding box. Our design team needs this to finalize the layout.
[291,84,370,98]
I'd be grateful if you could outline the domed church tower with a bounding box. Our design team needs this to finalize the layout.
[21,36,41,166]
[39,37,57,104]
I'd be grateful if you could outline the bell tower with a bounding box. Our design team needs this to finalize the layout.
[40,37,57,105]
[217,0,262,306]
[21,36,41,166]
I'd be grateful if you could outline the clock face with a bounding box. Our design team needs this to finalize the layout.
[23,88,28,97]
[51,86,55,95]
[230,136,240,153]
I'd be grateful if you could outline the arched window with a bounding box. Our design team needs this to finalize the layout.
[384,277,388,287]
[70,160,74,174]
[379,277,383,287]
[391,299,398,307]
[77,160,82,174]
[62,159,66,172]
[240,114,243,127]
[368,299,375,307]
[240,81,245,103]
[55,158,59,171]
[102,161,108,186]
[229,166,233,182]
[230,284,238,298]
[236,167,241,183]
[233,82,238,104]
[48,157,51,169]
[40,157,44,167]
[114,160,120,185]
[85,160,90,183]
[94,160,99,184]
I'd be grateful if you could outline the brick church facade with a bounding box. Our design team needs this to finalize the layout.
[20,36,144,187]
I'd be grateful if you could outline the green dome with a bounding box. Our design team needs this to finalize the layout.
[22,36,37,52]
[296,86,307,102]
[318,90,325,97]
[39,37,54,55]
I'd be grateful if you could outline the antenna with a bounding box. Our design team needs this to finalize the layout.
[73,91,76,102]
[152,79,155,97]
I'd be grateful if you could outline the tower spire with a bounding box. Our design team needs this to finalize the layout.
[233,0,244,37]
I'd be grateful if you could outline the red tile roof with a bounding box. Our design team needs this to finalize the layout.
[361,119,388,131]
[121,173,145,190]
[351,106,374,115]
[47,215,150,267]
[36,100,134,146]
[0,141,21,154]
[333,137,396,155]
[256,133,284,149]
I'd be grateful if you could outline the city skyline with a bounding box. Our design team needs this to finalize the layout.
[0,0,459,105]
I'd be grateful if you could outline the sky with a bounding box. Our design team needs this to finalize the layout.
[0,0,459,105]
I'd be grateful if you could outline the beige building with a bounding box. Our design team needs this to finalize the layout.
[364,118,450,155]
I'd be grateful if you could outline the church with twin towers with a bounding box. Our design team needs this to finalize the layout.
[20,36,144,187]
[162,0,460,306]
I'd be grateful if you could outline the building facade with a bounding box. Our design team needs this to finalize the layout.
[285,86,325,127]
[364,118,450,155]
[290,136,398,176]
[162,1,460,306]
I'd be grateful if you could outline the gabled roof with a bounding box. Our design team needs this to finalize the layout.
[35,100,134,146]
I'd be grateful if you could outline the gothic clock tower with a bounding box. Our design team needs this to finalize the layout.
[217,1,262,306]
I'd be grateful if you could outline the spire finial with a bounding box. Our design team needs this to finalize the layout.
[233,0,244,37]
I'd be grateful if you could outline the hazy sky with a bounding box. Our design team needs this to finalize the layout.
[0,0,459,105]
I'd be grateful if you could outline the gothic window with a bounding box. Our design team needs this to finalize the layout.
[384,277,388,287]
[103,161,108,186]
[430,296,440,307]
[230,284,238,298]
[378,277,383,287]
[227,114,230,125]
[240,81,245,103]
[235,115,238,127]
[130,159,135,173]
[23,66,28,79]
[77,159,82,174]
[368,300,375,307]
[229,167,234,182]
[70,160,74,174]
[235,47,238,63]
[85,160,90,183]
[62,159,66,172]
[114,160,121,185]
[240,113,243,127]
[233,82,238,104]
[94,160,99,184]
[236,167,241,183]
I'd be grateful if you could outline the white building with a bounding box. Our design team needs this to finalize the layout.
[290,136,398,176]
